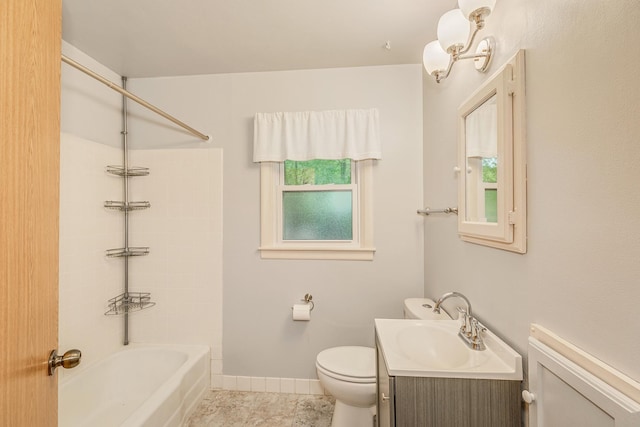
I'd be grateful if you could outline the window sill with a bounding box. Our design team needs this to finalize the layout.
[258,246,376,261]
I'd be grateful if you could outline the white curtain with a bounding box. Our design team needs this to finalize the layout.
[253,108,381,162]
[465,100,497,158]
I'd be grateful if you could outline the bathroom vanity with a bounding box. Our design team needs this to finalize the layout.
[374,319,522,427]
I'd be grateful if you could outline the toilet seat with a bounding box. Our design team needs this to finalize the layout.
[316,346,375,384]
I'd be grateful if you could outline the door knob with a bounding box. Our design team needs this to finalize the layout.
[48,349,81,376]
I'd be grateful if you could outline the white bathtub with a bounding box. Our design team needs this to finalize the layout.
[59,344,210,427]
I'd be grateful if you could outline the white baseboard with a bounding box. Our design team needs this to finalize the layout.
[212,374,327,396]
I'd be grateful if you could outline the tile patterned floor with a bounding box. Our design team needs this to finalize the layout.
[186,390,335,427]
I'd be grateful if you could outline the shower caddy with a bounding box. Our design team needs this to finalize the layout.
[103,77,155,344]
[60,55,209,345]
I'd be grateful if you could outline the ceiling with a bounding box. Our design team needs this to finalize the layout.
[62,0,456,78]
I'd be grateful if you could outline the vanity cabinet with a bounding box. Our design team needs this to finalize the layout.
[376,338,521,427]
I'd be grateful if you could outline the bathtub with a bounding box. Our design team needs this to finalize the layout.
[59,344,210,427]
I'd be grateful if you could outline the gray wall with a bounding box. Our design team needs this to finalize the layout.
[423,0,640,383]
[128,64,425,378]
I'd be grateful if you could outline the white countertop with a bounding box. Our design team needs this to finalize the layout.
[375,318,523,380]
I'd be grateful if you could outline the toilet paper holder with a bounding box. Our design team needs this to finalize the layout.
[293,293,314,311]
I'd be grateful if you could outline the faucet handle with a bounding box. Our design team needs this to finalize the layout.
[470,317,478,336]
[470,318,487,339]
[457,307,469,333]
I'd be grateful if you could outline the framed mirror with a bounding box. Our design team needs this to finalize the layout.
[457,50,526,253]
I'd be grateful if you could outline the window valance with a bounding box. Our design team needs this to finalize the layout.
[253,108,381,162]
[465,101,497,158]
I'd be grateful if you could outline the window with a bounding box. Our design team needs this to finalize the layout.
[482,157,498,223]
[259,159,375,260]
[253,108,380,260]
[282,159,354,241]
[465,156,498,223]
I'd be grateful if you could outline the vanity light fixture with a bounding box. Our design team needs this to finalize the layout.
[423,0,496,83]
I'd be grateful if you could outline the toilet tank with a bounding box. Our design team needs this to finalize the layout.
[403,298,451,320]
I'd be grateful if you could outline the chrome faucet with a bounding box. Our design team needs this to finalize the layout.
[432,291,472,317]
[433,291,486,350]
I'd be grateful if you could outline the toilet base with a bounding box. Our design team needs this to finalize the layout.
[331,400,376,427]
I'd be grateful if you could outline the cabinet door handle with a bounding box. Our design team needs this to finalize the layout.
[381,393,391,401]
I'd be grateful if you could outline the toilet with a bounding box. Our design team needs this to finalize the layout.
[316,346,376,427]
[403,297,451,320]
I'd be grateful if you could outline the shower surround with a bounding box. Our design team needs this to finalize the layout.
[58,133,223,385]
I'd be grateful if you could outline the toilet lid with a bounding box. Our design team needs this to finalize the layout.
[316,346,375,379]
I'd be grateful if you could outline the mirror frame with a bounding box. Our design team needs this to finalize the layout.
[457,50,527,253]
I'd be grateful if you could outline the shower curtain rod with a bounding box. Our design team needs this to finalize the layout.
[61,55,210,141]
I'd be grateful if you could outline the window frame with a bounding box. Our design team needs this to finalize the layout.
[259,159,375,260]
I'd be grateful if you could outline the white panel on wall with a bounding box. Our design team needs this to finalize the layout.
[59,133,124,379]
[127,148,223,355]
[528,336,640,427]
[59,134,224,380]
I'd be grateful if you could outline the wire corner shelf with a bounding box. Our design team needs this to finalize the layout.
[105,292,156,316]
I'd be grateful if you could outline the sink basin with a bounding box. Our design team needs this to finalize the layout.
[375,319,522,380]
[396,323,487,369]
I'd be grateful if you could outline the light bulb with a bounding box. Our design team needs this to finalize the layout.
[437,9,471,54]
[459,0,496,20]
[422,41,450,75]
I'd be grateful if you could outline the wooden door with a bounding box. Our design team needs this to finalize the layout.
[0,0,62,425]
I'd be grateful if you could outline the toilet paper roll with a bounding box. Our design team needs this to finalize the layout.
[292,304,311,321]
